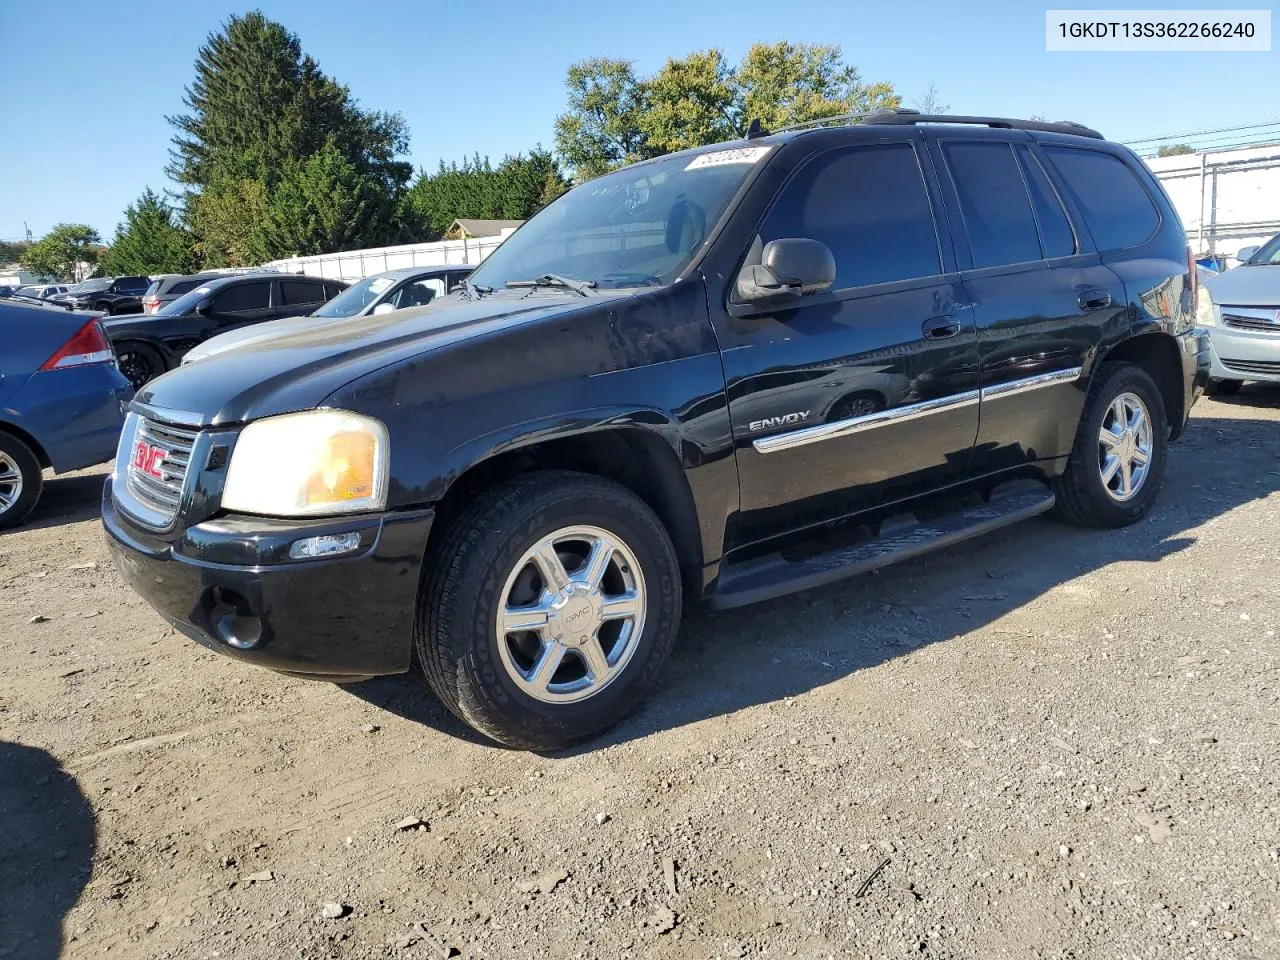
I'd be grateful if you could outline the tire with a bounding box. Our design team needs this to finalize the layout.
[0,432,44,531]
[1205,377,1243,397]
[96,301,112,317]
[115,341,165,391]
[1053,361,1168,529]
[416,470,682,751]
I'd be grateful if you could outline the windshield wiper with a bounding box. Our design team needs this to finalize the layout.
[460,278,494,300]
[504,274,597,297]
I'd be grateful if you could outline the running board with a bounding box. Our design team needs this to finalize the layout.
[711,484,1055,610]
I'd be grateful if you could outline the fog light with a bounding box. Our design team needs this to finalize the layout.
[289,531,363,560]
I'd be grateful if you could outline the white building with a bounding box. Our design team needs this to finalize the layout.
[1146,144,1280,263]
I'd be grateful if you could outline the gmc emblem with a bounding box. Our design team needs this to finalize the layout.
[131,439,169,481]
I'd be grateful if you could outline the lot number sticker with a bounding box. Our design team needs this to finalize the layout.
[686,146,774,170]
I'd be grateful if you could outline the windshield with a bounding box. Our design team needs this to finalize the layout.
[467,147,771,291]
[158,283,217,316]
[69,278,111,293]
[1246,232,1280,265]
[311,274,395,317]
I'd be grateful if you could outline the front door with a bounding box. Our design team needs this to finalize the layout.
[712,139,981,549]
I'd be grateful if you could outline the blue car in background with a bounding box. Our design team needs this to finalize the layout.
[0,299,133,529]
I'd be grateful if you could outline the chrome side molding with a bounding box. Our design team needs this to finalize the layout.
[752,366,1083,454]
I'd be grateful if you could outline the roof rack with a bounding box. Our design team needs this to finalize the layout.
[775,108,1104,140]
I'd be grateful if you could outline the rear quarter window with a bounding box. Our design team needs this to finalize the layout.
[1043,146,1160,251]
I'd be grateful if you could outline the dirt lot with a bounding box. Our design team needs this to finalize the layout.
[2,390,1279,960]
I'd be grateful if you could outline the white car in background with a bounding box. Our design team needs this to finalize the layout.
[181,264,472,365]
[1198,233,1280,395]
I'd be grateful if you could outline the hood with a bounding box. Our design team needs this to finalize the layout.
[1205,265,1280,306]
[134,291,626,427]
[182,313,337,365]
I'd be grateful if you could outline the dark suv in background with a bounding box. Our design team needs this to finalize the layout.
[104,111,1209,750]
[103,272,344,388]
[51,276,151,315]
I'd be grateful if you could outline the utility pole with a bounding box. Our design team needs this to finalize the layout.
[23,221,31,243]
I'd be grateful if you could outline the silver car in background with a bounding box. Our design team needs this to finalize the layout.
[180,264,472,365]
[1197,233,1280,395]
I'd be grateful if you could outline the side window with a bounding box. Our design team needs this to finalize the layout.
[760,142,941,289]
[942,141,1041,269]
[1042,147,1160,251]
[1016,146,1076,258]
[281,280,324,304]
[389,278,445,309]
[212,281,270,313]
[170,278,203,296]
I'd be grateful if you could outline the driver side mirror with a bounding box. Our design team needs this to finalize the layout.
[371,302,397,316]
[735,238,836,304]
[195,297,213,316]
[1235,245,1261,264]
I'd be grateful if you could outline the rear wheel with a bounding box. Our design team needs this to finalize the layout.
[416,471,682,750]
[115,341,165,391]
[0,433,43,531]
[1205,377,1243,397]
[1053,362,1168,529]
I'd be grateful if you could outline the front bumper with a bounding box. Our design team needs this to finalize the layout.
[102,477,433,680]
[1205,323,1280,381]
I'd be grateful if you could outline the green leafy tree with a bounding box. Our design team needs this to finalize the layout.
[0,240,31,263]
[406,149,570,239]
[554,42,900,180]
[257,141,401,258]
[168,10,414,263]
[20,224,101,281]
[100,189,197,276]
[189,176,269,267]
[1157,144,1196,157]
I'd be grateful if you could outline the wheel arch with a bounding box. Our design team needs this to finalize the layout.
[427,425,704,597]
[1095,330,1185,438]
[0,418,51,469]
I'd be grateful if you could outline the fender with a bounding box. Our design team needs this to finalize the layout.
[103,329,180,368]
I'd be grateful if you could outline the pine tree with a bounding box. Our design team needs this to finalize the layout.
[100,189,197,276]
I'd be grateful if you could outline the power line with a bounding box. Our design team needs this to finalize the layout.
[1124,118,1280,146]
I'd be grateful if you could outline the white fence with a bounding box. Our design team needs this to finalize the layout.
[1147,143,1280,262]
[262,229,517,281]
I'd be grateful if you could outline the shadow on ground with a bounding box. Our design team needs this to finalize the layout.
[0,742,95,960]
[347,410,1280,752]
[19,467,108,533]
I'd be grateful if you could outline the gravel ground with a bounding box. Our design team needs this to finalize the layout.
[2,390,1279,960]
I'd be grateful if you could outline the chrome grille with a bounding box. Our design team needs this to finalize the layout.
[1221,306,1280,333]
[126,419,198,524]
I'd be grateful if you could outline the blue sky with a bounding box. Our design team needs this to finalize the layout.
[0,0,1275,242]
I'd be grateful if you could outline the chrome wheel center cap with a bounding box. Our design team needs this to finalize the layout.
[547,583,601,645]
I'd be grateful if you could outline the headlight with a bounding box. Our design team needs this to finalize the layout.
[221,410,389,516]
[1195,286,1219,327]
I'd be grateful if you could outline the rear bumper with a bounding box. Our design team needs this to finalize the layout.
[9,365,132,472]
[1205,324,1280,381]
[102,478,433,680]
[1176,327,1211,436]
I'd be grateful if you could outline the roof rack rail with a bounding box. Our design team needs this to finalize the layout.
[776,108,1104,140]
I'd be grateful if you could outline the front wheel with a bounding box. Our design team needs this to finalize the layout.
[1053,361,1168,529]
[416,471,682,750]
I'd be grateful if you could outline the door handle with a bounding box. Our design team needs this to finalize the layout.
[1078,289,1113,312]
[922,315,962,340]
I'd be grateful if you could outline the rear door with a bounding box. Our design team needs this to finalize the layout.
[929,133,1126,476]
[277,279,328,317]
[712,137,980,547]
[206,280,274,336]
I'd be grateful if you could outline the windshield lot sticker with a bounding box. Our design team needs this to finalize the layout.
[685,146,773,169]
[369,278,394,294]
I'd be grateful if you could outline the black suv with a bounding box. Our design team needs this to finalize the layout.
[51,275,151,315]
[103,112,1210,750]
[103,272,345,389]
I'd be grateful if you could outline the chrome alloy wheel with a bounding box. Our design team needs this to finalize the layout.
[496,525,646,704]
[1098,391,1153,502]
[0,451,23,514]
